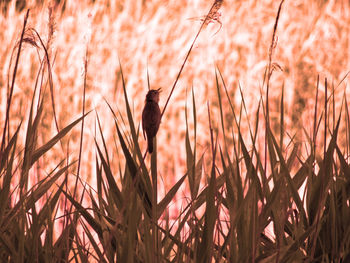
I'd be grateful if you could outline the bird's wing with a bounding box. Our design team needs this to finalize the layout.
[142,109,146,139]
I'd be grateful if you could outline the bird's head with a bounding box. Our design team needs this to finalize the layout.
[145,88,161,103]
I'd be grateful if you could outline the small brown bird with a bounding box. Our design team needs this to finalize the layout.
[142,88,161,153]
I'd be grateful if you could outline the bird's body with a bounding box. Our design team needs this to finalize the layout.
[142,89,161,153]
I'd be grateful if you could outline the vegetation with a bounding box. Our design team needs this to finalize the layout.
[0,0,349,262]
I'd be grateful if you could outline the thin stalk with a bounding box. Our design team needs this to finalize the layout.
[264,0,285,180]
[161,0,223,119]
[1,9,29,153]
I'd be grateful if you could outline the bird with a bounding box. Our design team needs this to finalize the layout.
[142,88,161,153]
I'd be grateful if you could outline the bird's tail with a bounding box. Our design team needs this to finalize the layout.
[148,137,153,153]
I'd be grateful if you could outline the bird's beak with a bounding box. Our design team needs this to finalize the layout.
[157,88,162,92]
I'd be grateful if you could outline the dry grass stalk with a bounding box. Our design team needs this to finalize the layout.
[161,0,224,119]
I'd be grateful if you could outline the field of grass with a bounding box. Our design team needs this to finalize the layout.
[0,0,350,262]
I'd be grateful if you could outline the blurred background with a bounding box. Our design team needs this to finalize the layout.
[1,0,349,195]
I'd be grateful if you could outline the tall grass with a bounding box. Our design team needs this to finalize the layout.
[1,1,350,262]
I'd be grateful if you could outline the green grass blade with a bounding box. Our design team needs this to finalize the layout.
[31,111,91,166]
[95,142,123,210]
[115,121,152,217]
[60,188,103,238]
[157,173,187,219]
